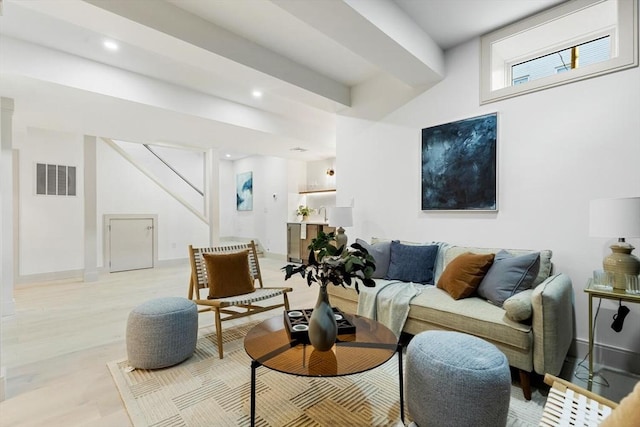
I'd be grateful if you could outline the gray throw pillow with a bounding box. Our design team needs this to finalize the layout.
[355,238,391,279]
[477,250,540,306]
[385,241,439,284]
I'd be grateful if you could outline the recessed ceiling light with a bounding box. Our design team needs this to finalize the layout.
[103,40,119,51]
[225,154,231,158]
[252,90,263,98]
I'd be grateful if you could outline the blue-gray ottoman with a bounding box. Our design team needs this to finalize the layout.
[126,297,198,369]
[406,330,511,427]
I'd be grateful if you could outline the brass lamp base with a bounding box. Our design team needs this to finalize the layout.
[603,243,640,290]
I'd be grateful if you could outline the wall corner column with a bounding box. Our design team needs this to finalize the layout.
[83,135,98,282]
[205,149,220,246]
[1,97,16,316]
[0,96,16,401]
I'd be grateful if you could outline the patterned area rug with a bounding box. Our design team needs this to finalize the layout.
[108,321,546,426]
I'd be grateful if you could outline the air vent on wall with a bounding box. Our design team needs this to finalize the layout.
[36,163,77,196]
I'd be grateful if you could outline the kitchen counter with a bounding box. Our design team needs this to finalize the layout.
[287,221,329,225]
[286,222,335,263]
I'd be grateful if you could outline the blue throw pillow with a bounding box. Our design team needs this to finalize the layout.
[385,241,439,284]
[355,238,391,279]
[477,250,540,306]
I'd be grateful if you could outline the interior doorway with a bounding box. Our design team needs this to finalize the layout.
[104,214,157,273]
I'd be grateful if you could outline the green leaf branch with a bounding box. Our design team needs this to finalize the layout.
[282,231,376,293]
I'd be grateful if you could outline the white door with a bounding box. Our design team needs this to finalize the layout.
[109,218,154,272]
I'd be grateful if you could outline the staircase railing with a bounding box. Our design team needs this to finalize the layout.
[101,137,207,224]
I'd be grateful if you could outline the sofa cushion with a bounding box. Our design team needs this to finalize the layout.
[437,252,495,299]
[355,238,391,279]
[386,241,438,284]
[443,246,552,287]
[408,287,532,350]
[371,238,452,282]
[477,250,540,306]
[503,289,534,322]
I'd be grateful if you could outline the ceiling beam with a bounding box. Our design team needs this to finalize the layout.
[15,0,351,107]
[273,0,445,88]
[83,0,351,107]
[0,37,335,151]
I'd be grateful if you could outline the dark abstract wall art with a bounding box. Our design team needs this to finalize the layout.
[236,171,253,211]
[421,113,497,211]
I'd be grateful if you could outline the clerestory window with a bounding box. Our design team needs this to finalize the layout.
[480,0,638,104]
[511,36,611,85]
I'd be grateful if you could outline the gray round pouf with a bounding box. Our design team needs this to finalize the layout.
[126,297,198,369]
[406,331,511,427]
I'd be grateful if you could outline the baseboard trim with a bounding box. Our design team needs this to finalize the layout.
[155,258,189,268]
[263,251,286,261]
[0,366,6,402]
[16,259,190,286]
[15,269,85,286]
[571,338,640,375]
[2,298,15,317]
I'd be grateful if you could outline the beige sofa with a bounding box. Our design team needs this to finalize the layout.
[327,241,574,400]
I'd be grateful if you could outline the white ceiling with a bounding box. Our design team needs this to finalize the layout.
[0,0,565,161]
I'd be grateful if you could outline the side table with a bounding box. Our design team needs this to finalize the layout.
[584,279,640,389]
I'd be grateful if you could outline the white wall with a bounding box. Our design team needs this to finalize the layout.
[227,155,301,255]
[112,141,206,214]
[307,158,336,191]
[16,127,84,275]
[15,131,307,278]
[295,158,338,223]
[14,128,210,277]
[219,159,235,237]
[97,139,209,264]
[338,37,640,368]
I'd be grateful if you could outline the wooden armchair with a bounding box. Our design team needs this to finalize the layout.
[540,374,617,426]
[188,241,292,358]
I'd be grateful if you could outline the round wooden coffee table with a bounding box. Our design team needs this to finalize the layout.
[244,313,403,426]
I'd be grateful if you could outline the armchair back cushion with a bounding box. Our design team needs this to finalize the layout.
[203,250,255,298]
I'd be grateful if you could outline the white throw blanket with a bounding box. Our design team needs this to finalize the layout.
[356,280,427,337]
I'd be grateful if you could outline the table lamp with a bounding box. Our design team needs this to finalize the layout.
[328,207,353,249]
[589,197,640,289]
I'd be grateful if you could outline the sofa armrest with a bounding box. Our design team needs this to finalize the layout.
[531,273,574,375]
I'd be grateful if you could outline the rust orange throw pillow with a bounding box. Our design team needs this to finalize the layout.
[437,252,495,300]
[203,250,255,298]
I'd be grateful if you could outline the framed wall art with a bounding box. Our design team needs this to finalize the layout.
[236,171,253,211]
[421,113,497,211]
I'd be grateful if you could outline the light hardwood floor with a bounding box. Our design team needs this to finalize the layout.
[1,259,637,426]
[0,257,317,427]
